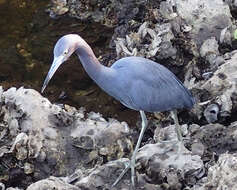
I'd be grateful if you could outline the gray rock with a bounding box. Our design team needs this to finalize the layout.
[0,86,3,102]
[26,176,80,190]
[204,104,219,123]
[190,123,237,154]
[75,158,132,189]
[175,0,232,47]
[70,115,132,161]
[200,38,224,69]
[154,124,188,142]
[115,22,177,59]
[192,153,237,190]
[73,158,162,190]
[0,87,133,187]
[136,142,204,187]
[191,142,205,157]
[202,51,237,114]
[159,1,177,20]
[0,182,5,190]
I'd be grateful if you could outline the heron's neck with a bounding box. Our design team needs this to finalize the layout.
[75,37,113,86]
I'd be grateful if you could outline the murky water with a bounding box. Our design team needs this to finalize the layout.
[0,0,139,125]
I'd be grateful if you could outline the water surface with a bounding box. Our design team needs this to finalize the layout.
[0,0,139,125]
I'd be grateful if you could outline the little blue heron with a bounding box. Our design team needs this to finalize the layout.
[41,34,195,187]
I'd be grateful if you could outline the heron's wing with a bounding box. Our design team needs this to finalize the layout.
[111,57,194,112]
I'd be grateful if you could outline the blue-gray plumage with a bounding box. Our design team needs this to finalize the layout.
[108,57,194,112]
[41,34,195,187]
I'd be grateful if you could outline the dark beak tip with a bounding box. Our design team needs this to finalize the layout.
[41,85,46,94]
[41,83,47,94]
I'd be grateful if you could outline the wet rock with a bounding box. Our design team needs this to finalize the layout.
[61,0,147,27]
[193,153,237,190]
[49,0,69,18]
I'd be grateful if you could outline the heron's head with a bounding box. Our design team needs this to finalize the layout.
[41,34,80,93]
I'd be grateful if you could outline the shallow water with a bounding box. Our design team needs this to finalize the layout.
[0,0,139,125]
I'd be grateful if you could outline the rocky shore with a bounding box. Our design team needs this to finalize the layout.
[1,0,237,189]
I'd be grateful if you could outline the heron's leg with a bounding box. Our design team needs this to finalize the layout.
[131,110,148,186]
[112,161,130,187]
[170,110,183,142]
[112,111,148,187]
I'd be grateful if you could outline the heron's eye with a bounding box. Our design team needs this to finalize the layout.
[63,50,68,55]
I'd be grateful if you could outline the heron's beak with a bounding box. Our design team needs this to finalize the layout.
[41,55,65,93]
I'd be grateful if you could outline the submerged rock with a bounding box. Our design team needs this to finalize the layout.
[49,0,69,18]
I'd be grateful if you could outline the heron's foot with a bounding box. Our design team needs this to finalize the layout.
[112,157,136,188]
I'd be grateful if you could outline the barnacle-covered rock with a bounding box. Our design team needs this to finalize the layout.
[0,86,134,188]
[70,112,132,161]
[115,22,177,59]
[204,104,219,123]
[154,124,189,142]
[200,37,224,69]
[27,176,80,190]
[201,51,237,114]
[73,158,161,190]
[192,153,237,190]
[24,162,34,174]
[48,0,69,18]
[175,0,232,47]
[9,132,29,160]
[190,122,237,154]
[136,142,204,188]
